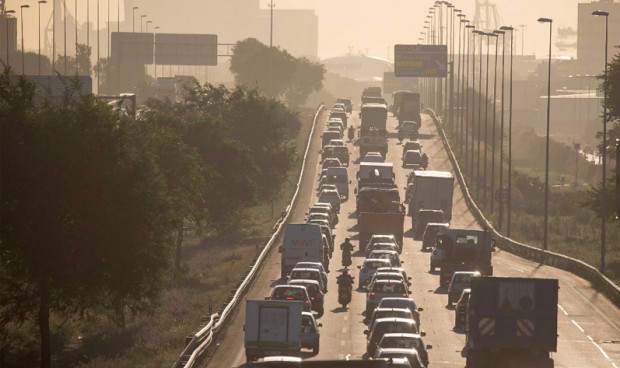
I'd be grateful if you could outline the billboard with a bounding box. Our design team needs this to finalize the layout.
[383,72,419,94]
[155,34,217,66]
[394,44,447,78]
[111,32,154,64]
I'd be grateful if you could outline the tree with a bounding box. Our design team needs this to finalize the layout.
[230,38,325,106]
[0,68,183,367]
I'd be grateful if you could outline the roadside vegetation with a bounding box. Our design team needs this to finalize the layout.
[442,51,620,283]
[0,63,318,367]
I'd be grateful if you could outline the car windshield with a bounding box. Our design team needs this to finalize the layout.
[454,274,475,283]
[455,235,479,245]
[373,282,406,294]
[365,260,388,269]
[381,337,421,349]
[377,322,416,335]
[380,299,417,310]
[291,270,319,281]
[370,252,395,261]
[327,175,347,183]
[375,310,411,320]
[273,288,306,300]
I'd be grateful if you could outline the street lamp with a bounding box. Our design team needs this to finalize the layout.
[456,13,465,151]
[154,26,160,80]
[538,17,553,251]
[132,6,139,32]
[494,29,506,226]
[38,1,47,75]
[141,15,147,33]
[74,0,78,74]
[482,32,493,209]
[489,32,499,214]
[473,30,484,197]
[20,4,30,75]
[5,10,16,68]
[465,24,474,170]
[501,25,514,235]
[146,20,152,33]
[592,10,609,273]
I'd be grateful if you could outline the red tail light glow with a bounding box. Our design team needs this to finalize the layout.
[369,292,376,299]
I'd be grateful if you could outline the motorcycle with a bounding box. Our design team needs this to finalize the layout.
[342,251,352,267]
[337,278,354,308]
[347,126,355,142]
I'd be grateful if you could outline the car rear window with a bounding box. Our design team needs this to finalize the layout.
[381,337,421,349]
[273,288,306,300]
[372,282,406,294]
[380,299,417,310]
[378,322,417,334]
[365,260,388,269]
[291,270,319,281]
[375,310,411,321]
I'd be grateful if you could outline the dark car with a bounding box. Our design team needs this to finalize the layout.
[377,333,432,367]
[267,285,312,312]
[454,288,471,329]
[402,140,422,157]
[415,209,445,239]
[337,98,353,113]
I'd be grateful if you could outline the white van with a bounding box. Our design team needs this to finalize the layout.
[280,224,324,278]
[325,167,349,199]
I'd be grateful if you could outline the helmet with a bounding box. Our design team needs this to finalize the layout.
[345,237,350,242]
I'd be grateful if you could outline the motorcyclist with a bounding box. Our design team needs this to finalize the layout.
[340,237,354,254]
[348,125,355,141]
[398,128,405,143]
[336,268,354,288]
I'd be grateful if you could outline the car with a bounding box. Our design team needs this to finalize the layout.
[316,183,339,197]
[358,258,392,288]
[368,272,411,291]
[331,106,346,114]
[398,121,420,139]
[377,333,431,367]
[317,188,341,213]
[375,297,423,329]
[402,150,426,169]
[266,285,312,312]
[421,222,450,251]
[306,212,335,229]
[454,288,471,329]
[366,307,413,328]
[289,268,328,294]
[322,145,350,166]
[366,242,400,257]
[367,250,402,267]
[288,279,325,316]
[329,110,348,127]
[373,348,425,368]
[375,267,411,285]
[333,102,347,112]
[383,357,412,368]
[366,280,411,316]
[294,261,329,286]
[365,234,401,253]
[328,138,345,146]
[308,205,338,226]
[322,130,342,148]
[415,209,445,239]
[361,152,385,163]
[336,97,353,113]
[430,245,444,273]
[301,311,322,354]
[402,140,422,156]
[364,318,420,357]
[448,271,481,305]
[321,157,342,171]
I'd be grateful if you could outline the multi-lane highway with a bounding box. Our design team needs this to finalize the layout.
[204,108,620,368]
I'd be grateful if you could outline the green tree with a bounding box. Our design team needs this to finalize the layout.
[0,69,183,368]
[230,38,325,106]
[55,44,92,76]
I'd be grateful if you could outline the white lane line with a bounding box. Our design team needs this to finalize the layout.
[558,304,568,316]
[341,326,347,333]
[344,314,349,321]
[572,320,585,333]
[587,335,619,368]
[572,320,618,368]
[345,354,351,360]
[341,340,345,346]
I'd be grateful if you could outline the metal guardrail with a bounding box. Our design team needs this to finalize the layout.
[425,108,620,308]
[172,104,325,368]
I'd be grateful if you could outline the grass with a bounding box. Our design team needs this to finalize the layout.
[443,125,620,285]
[4,108,319,368]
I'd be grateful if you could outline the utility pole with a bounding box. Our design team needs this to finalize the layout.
[519,24,526,55]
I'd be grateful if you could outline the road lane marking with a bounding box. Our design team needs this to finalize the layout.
[341,340,345,346]
[572,320,585,333]
[587,335,619,368]
[558,304,568,316]
[341,326,347,333]
[346,354,351,360]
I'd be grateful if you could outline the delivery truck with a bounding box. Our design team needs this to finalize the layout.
[465,277,558,368]
[280,224,324,278]
[244,300,303,362]
[407,170,454,230]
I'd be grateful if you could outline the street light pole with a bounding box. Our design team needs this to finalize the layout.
[132,6,138,32]
[501,25,514,236]
[538,17,553,251]
[146,20,152,33]
[469,27,477,180]
[494,29,506,226]
[6,10,16,68]
[483,32,492,209]
[465,24,474,170]
[490,32,499,214]
[592,10,609,273]
[141,15,146,33]
[20,4,30,75]
[474,30,484,198]
[38,1,47,75]
[154,26,160,80]
[63,0,67,74]
[75,0,78,74]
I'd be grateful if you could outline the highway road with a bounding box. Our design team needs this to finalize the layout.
[203,109,620,368]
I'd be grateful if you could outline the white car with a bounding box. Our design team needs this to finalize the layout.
[357,258,392,288]
[301,311,321,354]
[328,138,345,146]
[317,188,341,213]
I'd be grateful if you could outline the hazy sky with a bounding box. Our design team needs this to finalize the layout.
[14,0,588,60]
[270,0,582,59]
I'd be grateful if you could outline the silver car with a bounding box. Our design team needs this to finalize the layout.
[358,258,392,288]
[301,311,321,354]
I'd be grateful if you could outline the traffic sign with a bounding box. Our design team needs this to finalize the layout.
[394,44,447,78]
[495,188,509,204]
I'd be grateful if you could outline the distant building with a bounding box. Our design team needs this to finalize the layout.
[577,0,620,74]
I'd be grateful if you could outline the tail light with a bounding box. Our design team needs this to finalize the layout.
[402,293,408,297]
[305,300,311,305]
[286,297,294,300]
[369,292,376,299]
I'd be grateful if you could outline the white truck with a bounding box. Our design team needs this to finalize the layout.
[406,170,454,228]
[357,162,394,188]
[279,223,324,278]
[244,300,303,362]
